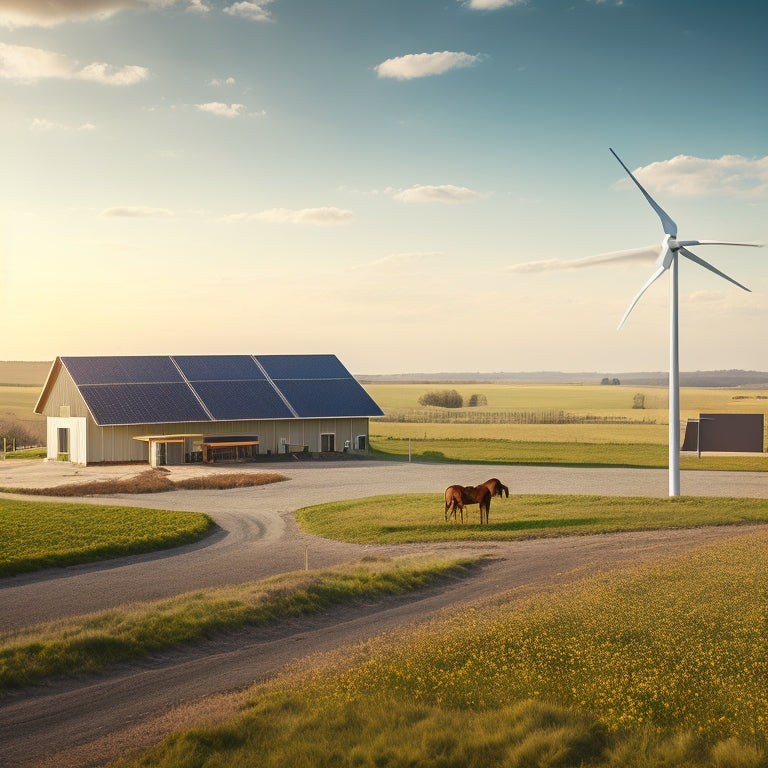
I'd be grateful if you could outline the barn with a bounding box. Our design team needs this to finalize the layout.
[34,354,383,466]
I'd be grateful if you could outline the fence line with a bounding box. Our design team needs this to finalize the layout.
[373,409,656,425]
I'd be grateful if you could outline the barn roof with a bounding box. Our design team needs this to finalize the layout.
[36,354,383,426]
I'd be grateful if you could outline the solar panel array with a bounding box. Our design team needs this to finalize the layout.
[61,355,382,426]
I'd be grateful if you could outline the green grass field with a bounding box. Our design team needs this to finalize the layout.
[0,498,215,576]
[294,493,768,543]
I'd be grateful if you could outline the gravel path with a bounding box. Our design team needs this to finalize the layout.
[1,459,767,767]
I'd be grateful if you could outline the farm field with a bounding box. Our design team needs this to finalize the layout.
[0,386,44,424]
[364,382,768,426]
[117,530,768,768]
[364,383,768,469]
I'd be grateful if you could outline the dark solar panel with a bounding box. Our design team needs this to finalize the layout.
[173,355,265,382]
[79,383,210,425]
[63,356,182,385]
[66,354,381,426]
[191,380,293,420]
[276,379,383,418]
[256,354,350,380]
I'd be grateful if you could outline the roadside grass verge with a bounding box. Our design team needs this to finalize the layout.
[0,498,215,577]
[1,447,46,460]
[117,531,768,768]
[0,555,478,692]
[0,468,288,497]
[295,493,768,544]
[369,437,768,471]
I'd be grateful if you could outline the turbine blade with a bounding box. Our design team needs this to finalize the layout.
[678,247,751,292]
[610,148,678,237]
[676,240,763,248]
[617,264,666,330]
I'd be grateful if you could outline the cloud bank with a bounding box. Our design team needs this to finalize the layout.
[375,51,483,80]
[393,184,488,203]
[627,154,768,198]
[506,247,659,274]
[0,0,274,27]
[223,1,274,22]
[463,0,525,9]
[0,43,148,84]
[219,207,354,226]
[0,0,180,28]
[195,101,246,117]
[100,206,174,218]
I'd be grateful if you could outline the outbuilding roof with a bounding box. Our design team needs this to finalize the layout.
[36,354,383,426]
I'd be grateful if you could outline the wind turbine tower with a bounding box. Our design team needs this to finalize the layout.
[610,149,761,496]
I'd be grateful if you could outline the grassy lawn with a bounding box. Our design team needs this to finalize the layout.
[295,493,768,544]
[0,498,215,576]
[369,435,768,471]
[116,530,768,768]
[0,555,477,692]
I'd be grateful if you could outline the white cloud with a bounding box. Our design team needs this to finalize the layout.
[195,101,246,117]
[623,154,768,198]
[375,51,483,80]
[100,206,173,218]
[223,1,274,22]
[393,184,488,204]
[209,76,236,86]
[77,61,149,85]
[506,247,658,274]
[0,43,149,85]
[0,0,187,28]
[219,207,354,226]
[463,0,525,9]
[30,117,97,131]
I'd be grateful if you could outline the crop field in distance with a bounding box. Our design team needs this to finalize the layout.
[364,383,768,447]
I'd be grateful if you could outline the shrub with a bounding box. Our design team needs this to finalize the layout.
[418,390,463,408]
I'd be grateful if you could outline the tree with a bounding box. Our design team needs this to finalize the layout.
[467,393,488,407]
[633,393,646,409]
[418,390,464,408]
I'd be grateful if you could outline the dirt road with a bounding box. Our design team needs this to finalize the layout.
[1,460,766,767]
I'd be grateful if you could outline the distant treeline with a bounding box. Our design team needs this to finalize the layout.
[374,410,656,425]
[359,369,768,387]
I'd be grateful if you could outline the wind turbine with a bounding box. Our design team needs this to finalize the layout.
[609,148,761,496]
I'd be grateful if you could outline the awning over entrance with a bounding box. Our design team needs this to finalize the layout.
[133,434,203,467]
[133,434,260,465]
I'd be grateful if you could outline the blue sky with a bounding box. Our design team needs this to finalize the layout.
[1,0,766,374]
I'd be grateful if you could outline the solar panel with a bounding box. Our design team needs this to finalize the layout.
[191,380,294,420]
[276,379,383,418]
[64,354,381,426]
[63,356,183,385]
[256,354,350,380]
[79,383,210,425]
[173,355,265,382]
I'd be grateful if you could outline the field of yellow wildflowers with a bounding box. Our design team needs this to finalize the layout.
[120,530,768,768]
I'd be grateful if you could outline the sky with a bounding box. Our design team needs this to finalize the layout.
[1,0,766,375]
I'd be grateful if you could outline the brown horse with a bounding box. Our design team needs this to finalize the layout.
[481,478,509,498]
[444,484,491,525]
